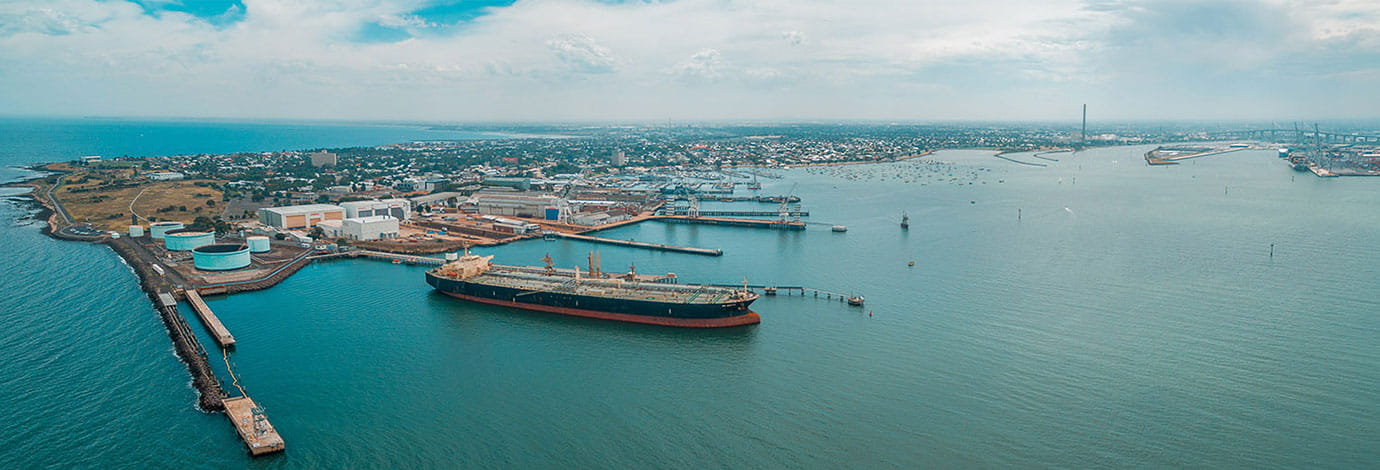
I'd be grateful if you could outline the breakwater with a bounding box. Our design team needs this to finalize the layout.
[107,237,227,412]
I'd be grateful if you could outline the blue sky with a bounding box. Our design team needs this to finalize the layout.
[0,0,1377,121]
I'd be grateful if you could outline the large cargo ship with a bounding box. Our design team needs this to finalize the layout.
[426,252,760,327]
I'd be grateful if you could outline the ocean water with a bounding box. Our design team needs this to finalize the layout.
[2,120,1379,468]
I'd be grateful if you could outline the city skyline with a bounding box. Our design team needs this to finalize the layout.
[1,0,1378,122]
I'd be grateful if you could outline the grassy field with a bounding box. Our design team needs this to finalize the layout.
[53,168,224,230]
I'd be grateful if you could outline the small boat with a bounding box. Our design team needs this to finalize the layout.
[392,259,402,264]
[901,212,909,230]
[832,225,848,232]
[764,287,778,296]
[847,296,865,306]
[907,261,915,267]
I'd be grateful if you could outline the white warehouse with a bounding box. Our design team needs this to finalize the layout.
[340,199,411,220]
[341,215,400,241]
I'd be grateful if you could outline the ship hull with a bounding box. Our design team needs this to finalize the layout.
[427,272,760,328]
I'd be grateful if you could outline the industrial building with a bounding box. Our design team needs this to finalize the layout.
[341,216,400,241]
[258,204,345,230]
[148,172,185,181]
[472,191,565,218]
[340,199,411,220]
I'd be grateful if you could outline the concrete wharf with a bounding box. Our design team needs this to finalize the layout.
[552,232,723,256]
[182,289,235,348]
[223,396,285,456]
[655,215,807,230]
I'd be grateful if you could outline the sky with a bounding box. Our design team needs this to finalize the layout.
[0,0,1377,122]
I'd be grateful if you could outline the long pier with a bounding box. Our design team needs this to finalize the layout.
[553,232,723,256]
[709,284,856,301]
[183,289,235,348]
[353,250,447,265]
[659,210,809,217]
[655,215,806,230]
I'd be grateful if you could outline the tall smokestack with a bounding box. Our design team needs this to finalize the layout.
[1081,104,1087,148]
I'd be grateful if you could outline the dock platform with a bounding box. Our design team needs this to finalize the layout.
[183,289,235,348]
[553,232,723,256]
[223,396,285,456]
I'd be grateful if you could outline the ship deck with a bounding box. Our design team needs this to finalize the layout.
[466,269,750,305]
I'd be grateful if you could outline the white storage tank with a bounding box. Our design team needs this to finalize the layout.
[246,235,271,253]
[128,225,145,237]
[164,229,215,251]
[149,221,185,239]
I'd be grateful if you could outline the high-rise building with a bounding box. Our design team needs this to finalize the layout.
[612,149,626,166]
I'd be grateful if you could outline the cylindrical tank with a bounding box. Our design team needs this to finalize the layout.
[246,235,271,253]
[149,221,185,239]
[128,225,145,237]
[192,244,251,271]
[164,229,215,251]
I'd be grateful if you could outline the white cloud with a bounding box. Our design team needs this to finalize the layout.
[0,0,1376,121]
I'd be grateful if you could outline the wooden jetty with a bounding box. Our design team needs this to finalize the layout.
[223,396,285,456]
[655,215,806,231]
[552,232,723,256]
[183,289,235,348]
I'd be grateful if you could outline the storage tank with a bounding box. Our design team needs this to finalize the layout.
[149,221,185,239]
[128,225,145,238]
[164,229,215,251]
[246,235,271,253]
[192,244,251,271]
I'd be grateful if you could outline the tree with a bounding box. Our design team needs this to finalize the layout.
[308,226,325,240]
[206,199,216,207]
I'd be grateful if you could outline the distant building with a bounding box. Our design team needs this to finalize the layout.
[341,215,400,241]
[482,177,531,191]
[393,181,417,192]
[340,199,411,220]
[148,172,186,181]
[422,178,450,193]
[79,155,102,165]
[309,150,338,167]
[257,204,345,230]
[612,149,626,166]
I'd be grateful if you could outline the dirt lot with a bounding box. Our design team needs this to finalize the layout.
[52,168,224,230]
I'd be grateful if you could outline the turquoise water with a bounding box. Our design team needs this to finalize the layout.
[2,121,1379,467]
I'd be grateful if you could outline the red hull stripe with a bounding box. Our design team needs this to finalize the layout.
[438,291,761,328]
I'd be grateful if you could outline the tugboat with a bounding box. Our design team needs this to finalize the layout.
[764,286,778,296]
[901,212,910,230]
[832,225,848,232]
[847,295,865,306]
